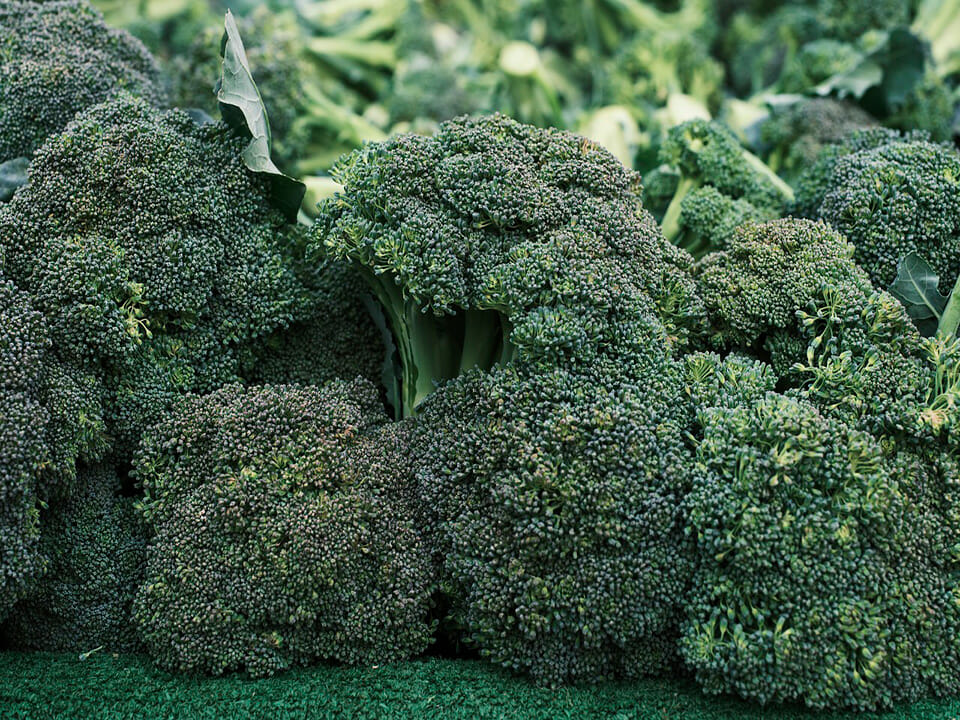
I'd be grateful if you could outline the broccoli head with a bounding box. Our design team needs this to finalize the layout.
[413,355,695,686]
[683,389,960,710]
[815,136,960,289]
[695,218,939,439]
[0,93,319,455]
[1,463,145,653]
[315,113,701,416]
[314,113,701,684]
[0,0,166,164]
[133,380,435,678]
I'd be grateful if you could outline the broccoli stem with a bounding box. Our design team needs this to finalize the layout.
[359,271,515,417]
[459,309,503,374]
[741,148,795,203]
[938,273,960,338]
[660,176,699,243]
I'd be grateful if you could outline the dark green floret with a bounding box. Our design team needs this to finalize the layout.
[647,119,794,257]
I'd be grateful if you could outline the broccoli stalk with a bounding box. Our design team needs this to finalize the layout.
[356,266,515,416]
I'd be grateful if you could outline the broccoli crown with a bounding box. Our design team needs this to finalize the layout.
[315,113,700,415]
[414,355,695,686]
[816,138,960,289]
[1,463,145,653]
[759,98,877,182]
[133,380,435,678]
[314,112,701,684]
[0,0,165,163]
[658,120,792,211]
[650,119,793,253]
[0,93,318,453]
[683,391,960,710]
[694,218,938,438]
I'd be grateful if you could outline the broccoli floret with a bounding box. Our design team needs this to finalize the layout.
[316,113,701,417]
[413,356,694,686]
[0,0,166,164]
[695,219,867,348]
[0,271,110,622]
[133,380,435,678]
[0,93,317,454]
[791,127,928,217]
[814,137,960,289]
[0,278,50,620]
[683,391,960,711]
[1,463,145,653]
[759,98,877,183]
[695,219,936,436]
[676,186,768,257]
[648,119,794,255]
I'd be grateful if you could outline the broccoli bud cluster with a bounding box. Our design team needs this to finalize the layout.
[133,380,435,677]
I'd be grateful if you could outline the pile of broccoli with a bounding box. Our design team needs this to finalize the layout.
[1,0,960,715]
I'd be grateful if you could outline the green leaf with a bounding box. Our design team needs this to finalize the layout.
[0,157,29,202]
[814,28,928,113]
[216,10,304,222]
[888,252,948,336]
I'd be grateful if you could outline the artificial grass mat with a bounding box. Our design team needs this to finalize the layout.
[0,652,959,719]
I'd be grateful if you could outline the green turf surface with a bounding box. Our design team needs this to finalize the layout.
[0,653,958,719]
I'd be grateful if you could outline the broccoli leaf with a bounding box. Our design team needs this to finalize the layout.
[815,28,927,113]
[889,252,948,336]
[216,10,304,222]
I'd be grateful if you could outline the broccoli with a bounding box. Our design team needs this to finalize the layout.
[314,114,701,684]
[802,133,960,289]
[694,218,947,442]
[0,93,320,455]
[683,386,960,710]
[791,127,915,216]
[316,113,701,417]
[646,119,794,257]
[1,463,145,653]
[695,219,867,349]
[0,0,166,164]
[0,278,51,621]
[0,268,113,623]
[758,98,877,183]
[133,380,435,678]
